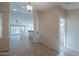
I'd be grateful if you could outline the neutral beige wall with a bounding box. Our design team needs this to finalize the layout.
[38,6,66,51]
[66,9,79,52]
[0,2,9,50]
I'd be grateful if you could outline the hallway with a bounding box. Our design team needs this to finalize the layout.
[0,32,77,56]
[0,2,79,56]
[8,35,58,56]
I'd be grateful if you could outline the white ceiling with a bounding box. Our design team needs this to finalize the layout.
[60,2,79,10]
[9,2,79,25]
[9,2,33,25]
[32,2,79,11]
[10,2,32,15]
[10,2,79,13]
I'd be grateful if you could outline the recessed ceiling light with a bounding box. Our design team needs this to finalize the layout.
[12,9,18,11]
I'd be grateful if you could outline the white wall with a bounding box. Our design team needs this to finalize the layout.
[58,7,66,50]
[66,9,79,52]
[38,6,66,51]
[32,7,39,43]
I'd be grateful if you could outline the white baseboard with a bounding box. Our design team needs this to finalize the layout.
[64,47,79,56]
[39,40,58,52]
[0,48,9,52]
[0,53,8,54]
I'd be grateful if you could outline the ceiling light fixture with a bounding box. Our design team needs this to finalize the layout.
[27,2,32,11]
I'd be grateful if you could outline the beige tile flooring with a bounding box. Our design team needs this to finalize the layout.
[8,35,58,56]
[0,35,58,56]
[0,35,76,56]
[9,43,59,56]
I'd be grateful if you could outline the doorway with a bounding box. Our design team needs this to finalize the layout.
[9,24,29,51]
[59,17,66,55]
[9,2,34,55]
[10,25,26,40]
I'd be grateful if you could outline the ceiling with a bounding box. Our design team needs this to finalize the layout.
[10,2,32,15]
[32,2,79,11]
[9,2,79,25]
[9,2,33,25]
[10,2,79,13]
